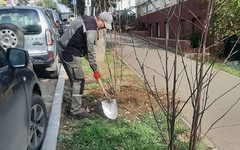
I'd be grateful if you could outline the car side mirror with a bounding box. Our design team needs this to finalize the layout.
[7,48,29,68]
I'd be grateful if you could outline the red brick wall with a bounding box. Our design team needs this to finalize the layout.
[147,37,212,53]
[132,31,149,37]
[139,0,208,39]
[135,0,214,52]
[147,38,192,53]
[131,35,212,53]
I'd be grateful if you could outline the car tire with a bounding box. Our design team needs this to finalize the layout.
[0,23,24,50]
[27,94,47,150]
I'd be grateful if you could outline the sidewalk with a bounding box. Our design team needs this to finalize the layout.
[108,33,240,150]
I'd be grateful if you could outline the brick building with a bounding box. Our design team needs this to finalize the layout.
[134,0,212,53]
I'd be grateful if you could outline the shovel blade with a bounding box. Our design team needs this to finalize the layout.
[101,99,118,120]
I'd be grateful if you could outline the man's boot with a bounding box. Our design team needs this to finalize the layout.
[70,94,89,116]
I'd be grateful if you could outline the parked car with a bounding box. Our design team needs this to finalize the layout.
[69,13,77,22]
[0,47,47,150]
[113,10,136,31]
[60,12,71,25]
[46,8,66,36]
[0,6,60,78]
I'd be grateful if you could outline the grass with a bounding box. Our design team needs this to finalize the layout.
[82,93,96,100]
[192,54,240,78]
[58,48,209,150]
[58,112,190,150]
[204,61,240,78]
[84,83,99,90]
[211,62,240,78]
[101,76,111,83]
[81,57,92,74]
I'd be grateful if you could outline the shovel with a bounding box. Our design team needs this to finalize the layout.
[97,79,118,120]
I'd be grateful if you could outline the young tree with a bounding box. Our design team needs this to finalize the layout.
[113,0,240,149]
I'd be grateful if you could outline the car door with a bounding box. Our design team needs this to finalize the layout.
[0,48,29,150]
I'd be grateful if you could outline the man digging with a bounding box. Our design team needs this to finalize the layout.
[58,12,113,117]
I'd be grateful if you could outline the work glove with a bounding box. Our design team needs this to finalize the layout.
[94,72,101,81]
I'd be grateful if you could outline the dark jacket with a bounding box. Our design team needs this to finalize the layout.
[60,15,99,72]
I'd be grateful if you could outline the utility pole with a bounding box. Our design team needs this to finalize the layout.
[91,0,95,16]
[71,0,77,17]
[74,0,77,17]
[85,0,94,16]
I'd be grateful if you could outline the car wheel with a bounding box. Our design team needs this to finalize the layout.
[0,23,24,50]
[28,94,47,150]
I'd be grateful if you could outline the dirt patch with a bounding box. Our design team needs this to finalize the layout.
[56,63,168,149]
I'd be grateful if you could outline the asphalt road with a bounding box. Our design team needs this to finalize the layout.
[33,66,59,118]
[34,69,57,118]
[38,77,57,118]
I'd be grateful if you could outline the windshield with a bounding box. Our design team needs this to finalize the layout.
[0,9,42,35]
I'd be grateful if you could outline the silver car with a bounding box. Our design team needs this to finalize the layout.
[0,6,59,78]
[46,8,66,36]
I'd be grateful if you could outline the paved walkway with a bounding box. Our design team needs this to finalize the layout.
[107,33,240,150]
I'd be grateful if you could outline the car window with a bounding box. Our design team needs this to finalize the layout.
[52,10,60,21]
[0,48,8,68]
[128,11,134,15]
[47,10,55,21]
[45,10,54,23]
[44,10,57,29]
[47,9,61,23]
[0,9,42,35]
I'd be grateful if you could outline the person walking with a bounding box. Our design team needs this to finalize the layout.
[58,12,113,116]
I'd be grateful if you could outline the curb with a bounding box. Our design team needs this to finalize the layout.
[41,65,66,150]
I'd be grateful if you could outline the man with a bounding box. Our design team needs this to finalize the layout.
[58,12,113,116]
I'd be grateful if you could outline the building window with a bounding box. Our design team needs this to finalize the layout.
[148,4,152,12]
[156,23,160,37]
[142,6,146,14]
[165,0,170,5]
[192,17,201,33]
[155,0,160,8]
[180,19,186,39]
[164,22,169,39]
[149,24,153,37]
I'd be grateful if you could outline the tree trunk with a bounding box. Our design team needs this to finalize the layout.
[96,29,107,62]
